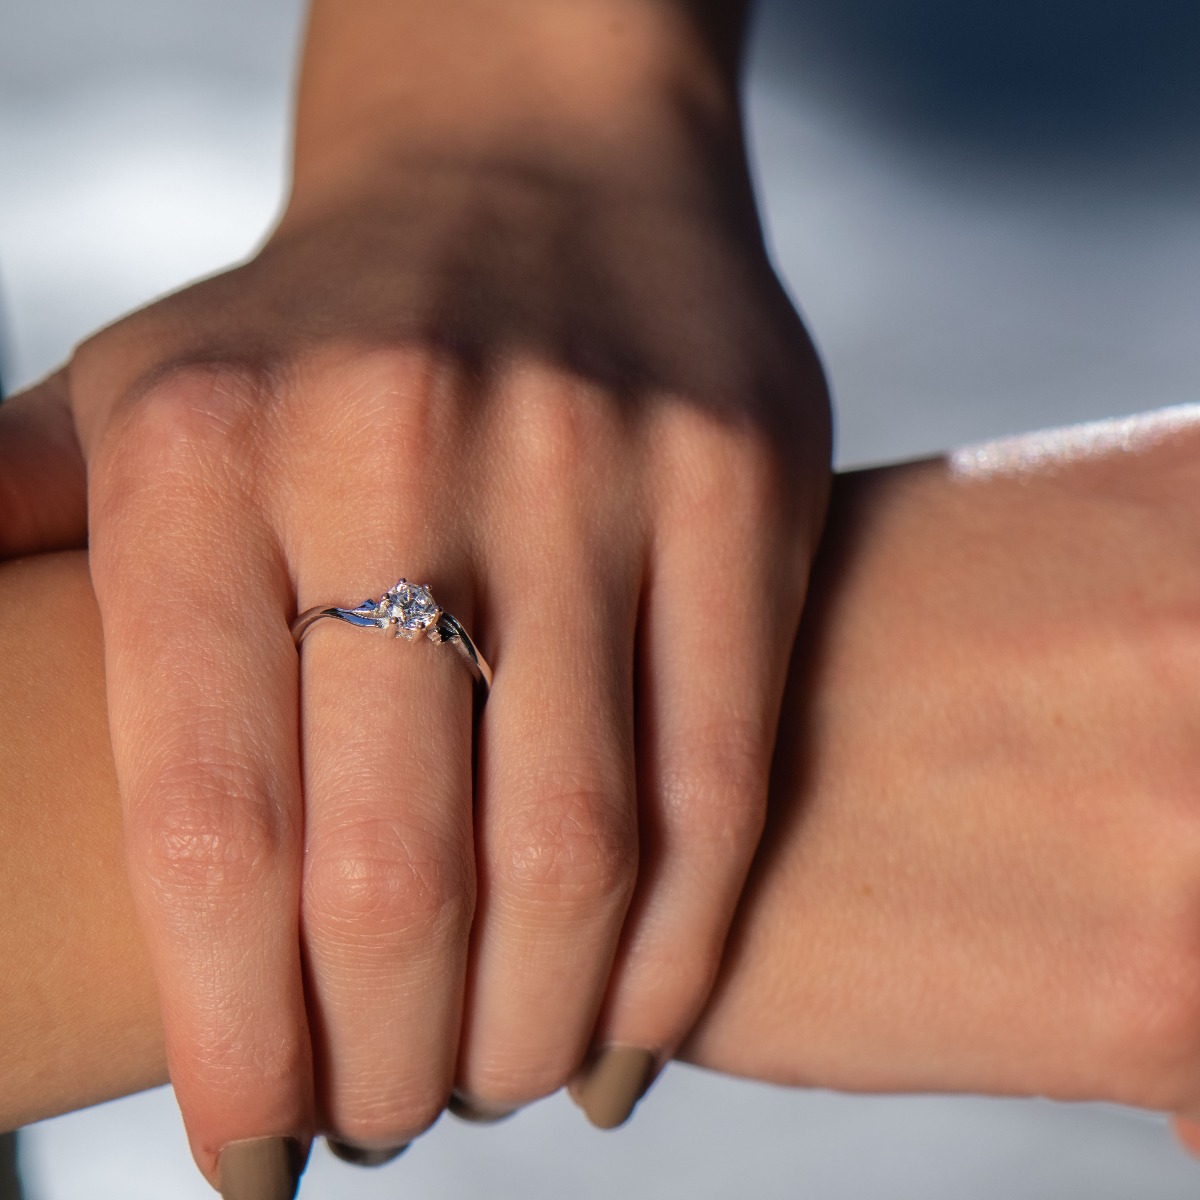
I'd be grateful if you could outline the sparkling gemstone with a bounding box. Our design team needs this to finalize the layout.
[383,579,440,634]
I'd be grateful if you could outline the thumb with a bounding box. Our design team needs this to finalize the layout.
[0,368,88,557]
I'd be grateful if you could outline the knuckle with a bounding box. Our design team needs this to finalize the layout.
[495,783,637,912]
[305,817,474,944]
[92,362,263,519]
[521,400,587,483]
[700,439,785,530]
[312,347,446,465]
[656,409,822,561]
[658,722,770,861]
[288,347,468,530]
[130,766,295,903]
[504,366,622,498]
[656,404,785,513]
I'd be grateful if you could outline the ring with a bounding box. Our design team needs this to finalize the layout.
[291,578,492,692]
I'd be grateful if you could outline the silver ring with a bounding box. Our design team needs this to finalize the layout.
[291,578,492,692]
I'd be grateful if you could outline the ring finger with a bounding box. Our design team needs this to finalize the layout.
[297,551,477,1152]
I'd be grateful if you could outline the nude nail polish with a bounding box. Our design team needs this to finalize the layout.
[218,1136,305,1200]
[447,1090,518,1124]
[569,1047,657,1130]
[326,1139,409,1167]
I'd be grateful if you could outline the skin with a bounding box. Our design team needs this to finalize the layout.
[4,410,1200,1163]
[2,0,830,1184]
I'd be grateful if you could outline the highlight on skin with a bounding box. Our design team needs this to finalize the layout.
[950,401,1200,478]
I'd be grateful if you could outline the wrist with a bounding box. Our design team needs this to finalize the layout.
[283,0,749,223]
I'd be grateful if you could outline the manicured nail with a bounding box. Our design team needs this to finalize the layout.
[447,1090,518,1124]
[569,1047,657,1130]
[326,1138,409,1167]
[218,1137,305,1200]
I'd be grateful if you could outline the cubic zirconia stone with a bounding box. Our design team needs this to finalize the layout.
[384,580,440,633]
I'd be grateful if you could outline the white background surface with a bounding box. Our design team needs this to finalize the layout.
[3,1,1200,1195]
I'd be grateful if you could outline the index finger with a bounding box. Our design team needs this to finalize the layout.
[88,390,312,1194]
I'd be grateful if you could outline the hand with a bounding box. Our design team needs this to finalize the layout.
[687,412,1200,1155]
[8,412,1200,1166]
[21,0,830,1183]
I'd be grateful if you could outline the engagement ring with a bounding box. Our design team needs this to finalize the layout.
[291,579,492,692]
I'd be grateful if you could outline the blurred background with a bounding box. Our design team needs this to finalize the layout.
[2,0,1199,1195]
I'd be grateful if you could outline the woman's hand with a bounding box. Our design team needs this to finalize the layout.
[7,410,1200,1165]
[9,0,829,1185]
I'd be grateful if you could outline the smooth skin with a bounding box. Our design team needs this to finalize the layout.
[1,0,830,1183]
[5,409,1200,1163]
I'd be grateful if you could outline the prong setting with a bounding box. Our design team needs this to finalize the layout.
[364,578,444,641]
[291,576,490,691]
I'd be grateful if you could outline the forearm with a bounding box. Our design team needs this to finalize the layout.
[685,418,1200,1115]
[0,554,163,1129]
[283,0,753,224]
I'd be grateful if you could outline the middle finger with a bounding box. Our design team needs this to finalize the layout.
[455,548,639,1111]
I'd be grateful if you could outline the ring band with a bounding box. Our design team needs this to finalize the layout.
[291,578,492,692]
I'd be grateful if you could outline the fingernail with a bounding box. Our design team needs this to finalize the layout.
[326,1138,409,1167]
[569,1047,657,1130]
[218,1136,305,1200]
[447,1090,518,1124]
